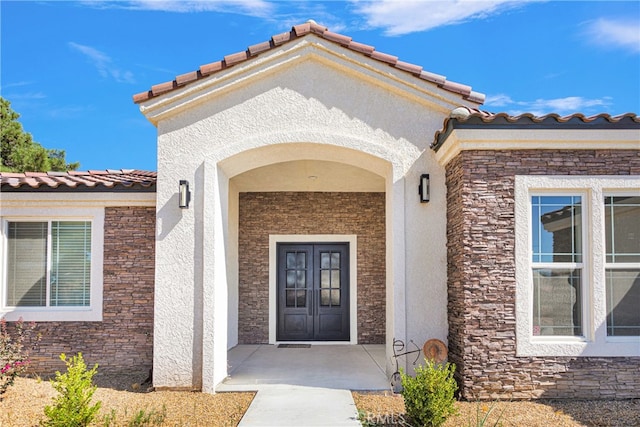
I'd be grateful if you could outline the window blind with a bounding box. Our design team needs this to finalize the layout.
[6,222,48,306]
[51,221,91,306]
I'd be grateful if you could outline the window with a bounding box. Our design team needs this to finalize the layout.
[515,176,640,357]
[1,209,104,322]
[6,221,91,308]
[604,196,640,336]
[531,196,583,337]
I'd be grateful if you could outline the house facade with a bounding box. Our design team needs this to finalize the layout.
[1,21,638,399]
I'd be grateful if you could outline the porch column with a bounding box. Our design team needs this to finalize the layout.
[200,162,229,394]
[386,176,407,375]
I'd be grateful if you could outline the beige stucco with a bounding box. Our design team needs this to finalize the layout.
[139,35,478,393]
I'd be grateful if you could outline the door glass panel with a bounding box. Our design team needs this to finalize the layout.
[321,252,330,269]
[286,271,296,288]
[331,270,340,288]
[331,252,340,268]
[286,290,295,307]
[331,289,340,306]
[296,252,306,269]
[321,270,330,286]
[321,289,330,306]
[296,290,306,307]
[286,290,307,307]
[286,252,296,269]
[296,271,306,288]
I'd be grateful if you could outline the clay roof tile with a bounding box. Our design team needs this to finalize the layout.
[323,31,351,46]
[395,60,423,75]
[224,51,249,67]
[272,31,293,46]
[347,40,375,55]
[132,21,485,106]
[370,51,398,65]
[176,71,199,86]
[248,40,272,56]
[292,23,311,36]
[200,61,223,76]
[151,81,176,96]
[0,170,157,192]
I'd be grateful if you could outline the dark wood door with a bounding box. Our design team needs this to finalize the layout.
[277,243,350,341]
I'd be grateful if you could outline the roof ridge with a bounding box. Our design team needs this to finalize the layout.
[132,21,485,105]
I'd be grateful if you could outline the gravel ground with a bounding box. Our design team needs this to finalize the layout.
[2,376,639,426]
[353,391,640,427]
[0,376,254,427]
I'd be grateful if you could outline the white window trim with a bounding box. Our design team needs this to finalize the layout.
[268,234,358,345]
[0,207,104,322]
[515,175,640,357]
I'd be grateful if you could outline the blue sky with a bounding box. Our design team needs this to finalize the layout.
[1,1,639,172]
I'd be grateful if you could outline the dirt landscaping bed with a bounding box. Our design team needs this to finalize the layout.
[2,376,639,426]
[353,391,640,427]
[0,376,254,427]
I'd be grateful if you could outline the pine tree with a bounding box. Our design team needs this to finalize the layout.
[0,97,79,172]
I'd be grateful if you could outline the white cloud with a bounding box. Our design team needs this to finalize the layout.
[68,42,136,84]
[484,94,612,115]
[353,0,531,35]
[484,94,513,107]
[48,105,94,119]
[2,92,47,101]
[584,18,640,53]
[84,0,274,17]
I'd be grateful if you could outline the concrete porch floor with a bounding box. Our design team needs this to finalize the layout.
[216,344,390,392]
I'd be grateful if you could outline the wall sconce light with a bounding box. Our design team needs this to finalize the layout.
[419,174,430,203]
[179,180,191,209]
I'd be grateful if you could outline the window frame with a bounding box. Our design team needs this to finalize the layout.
[603,192,640,340]
[530,192,588,340]
[0,208,104,322]
[515,175,640,357]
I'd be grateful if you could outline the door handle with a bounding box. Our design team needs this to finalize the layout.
[308,289,313,316]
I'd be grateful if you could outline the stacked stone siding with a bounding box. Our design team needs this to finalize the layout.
[23,206,156,375]
[446,149,640,400]
[238,192,386,344]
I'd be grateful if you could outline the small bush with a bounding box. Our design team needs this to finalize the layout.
[401,360,458,427]
[128,405,167,427]
[42,352,102,427]
[468,400,505,427]
[0,316,41,396]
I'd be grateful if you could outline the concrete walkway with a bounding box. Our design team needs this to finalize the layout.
[218,345,390,426]
[238,385,361,426]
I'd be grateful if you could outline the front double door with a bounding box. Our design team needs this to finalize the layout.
[277,243,350,341]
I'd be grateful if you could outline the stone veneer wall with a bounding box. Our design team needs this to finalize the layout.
[22,206,156,375]
[238,192,385,344]
[446,149,640,400]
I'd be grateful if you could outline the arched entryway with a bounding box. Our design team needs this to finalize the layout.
[219,142,392,344]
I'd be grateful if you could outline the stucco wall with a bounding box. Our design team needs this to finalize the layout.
[22,206,156,375]
[145,40,458,390]
[237,192,386,344]
[446,149,640,400]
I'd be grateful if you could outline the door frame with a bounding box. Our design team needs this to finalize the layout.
[269,234,358,344]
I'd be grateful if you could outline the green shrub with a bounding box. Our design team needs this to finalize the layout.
[468,400,505,427]
[42,353,102,427]
[127,405,167,427]
[400,360,458,427]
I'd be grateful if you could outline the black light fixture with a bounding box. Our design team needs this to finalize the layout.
[179,180,191,209]
[419,174,430,203]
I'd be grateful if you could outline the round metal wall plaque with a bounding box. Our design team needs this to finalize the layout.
[422,339,447,363]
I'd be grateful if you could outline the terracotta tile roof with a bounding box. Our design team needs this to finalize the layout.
[432,108,640,151]
[0,169,157,192]
[132,21,485,105]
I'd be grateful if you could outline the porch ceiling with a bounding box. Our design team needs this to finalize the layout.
[230,160,385,192]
